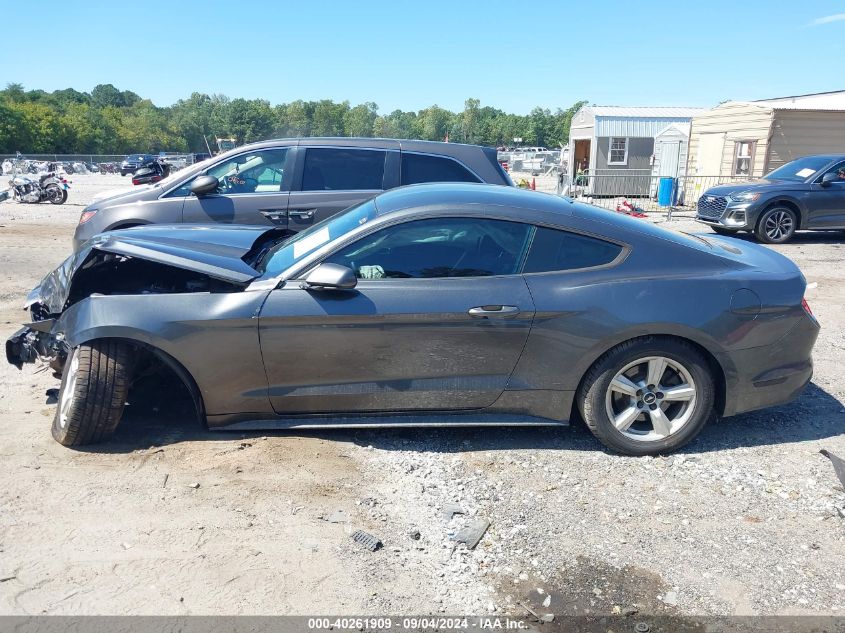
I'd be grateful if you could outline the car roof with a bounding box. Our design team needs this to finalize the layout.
[368,183,720,255]
[229,137,493,153]
[791,153,845,162]
[372,183,573,218]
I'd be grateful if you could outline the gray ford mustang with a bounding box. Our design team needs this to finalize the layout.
[6,184,819,455]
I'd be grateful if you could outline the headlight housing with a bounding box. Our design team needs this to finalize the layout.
[729,191,761,203]
[78,209,98,224]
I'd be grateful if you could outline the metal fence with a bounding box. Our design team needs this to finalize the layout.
[557,173,752,216]
[0,154,127,163]
[1,153,198,176]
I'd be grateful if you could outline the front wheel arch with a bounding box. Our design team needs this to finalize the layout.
[106,221,149,232]
[65,336,206,430]
[759,199,803,227]
[125,340,207,428]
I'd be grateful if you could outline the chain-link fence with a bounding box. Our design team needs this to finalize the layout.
[0,153,198,176]
[557,173,752,217]
[0,154,126,163]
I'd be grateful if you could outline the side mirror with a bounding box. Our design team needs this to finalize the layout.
[303,263,357,290]
[190,174,219,196]
[820,172,839,187]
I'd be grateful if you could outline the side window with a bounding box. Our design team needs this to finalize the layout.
[821,161,845,184]
[401,153,482,185]
[302,148,386,191]
[167,148,289,197]
[523,227,622,273]
[323,217,532,279]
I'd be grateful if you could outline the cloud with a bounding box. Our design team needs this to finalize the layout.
[808,13,845,26]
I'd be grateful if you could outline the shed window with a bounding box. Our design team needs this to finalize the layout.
[608,137,628,165]
[733,141,756,177]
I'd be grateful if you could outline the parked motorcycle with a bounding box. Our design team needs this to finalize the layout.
[9,172,70,204]
[131,158,171,185]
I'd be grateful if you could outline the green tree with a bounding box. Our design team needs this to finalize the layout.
[344,102,378,137]
[418,105,451,141]
[461,98,480,143]
[91,83,127,109]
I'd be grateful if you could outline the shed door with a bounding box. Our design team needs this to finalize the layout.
[697,133,725,176]
[658,141,681,178]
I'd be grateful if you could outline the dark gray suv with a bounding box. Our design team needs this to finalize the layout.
[74,138,513,250]
[695,154,845,243]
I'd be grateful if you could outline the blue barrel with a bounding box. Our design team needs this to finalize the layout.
[657,177,675,206]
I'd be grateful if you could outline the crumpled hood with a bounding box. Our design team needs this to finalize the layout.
[704,179,805,197]
[26,224,282,314]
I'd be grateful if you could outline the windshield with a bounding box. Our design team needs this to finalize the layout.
[764,156,833,182]
[259,199,378,277]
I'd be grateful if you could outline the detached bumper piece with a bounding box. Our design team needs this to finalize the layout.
[5,322,58,370]
[6,327,39,369]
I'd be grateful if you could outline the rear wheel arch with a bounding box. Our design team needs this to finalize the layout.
[571,334,728,421]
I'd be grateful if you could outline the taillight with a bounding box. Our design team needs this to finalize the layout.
[802,298,817,321]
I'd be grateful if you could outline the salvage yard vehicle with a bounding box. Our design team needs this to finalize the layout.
[696,154,845,243]
[72,137,513,251]
[8,171,69,204]
[7,184,819,455]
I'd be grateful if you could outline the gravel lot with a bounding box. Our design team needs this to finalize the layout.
[0,173,843,620]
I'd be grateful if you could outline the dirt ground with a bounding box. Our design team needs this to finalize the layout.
[0,174,843,618]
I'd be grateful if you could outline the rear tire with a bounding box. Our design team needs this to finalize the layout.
[45,184,64,205]
[755,206,797,244]
[577,337,716,455]
[51,340,134,447]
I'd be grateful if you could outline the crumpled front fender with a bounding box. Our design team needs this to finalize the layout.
[51,291,274,416]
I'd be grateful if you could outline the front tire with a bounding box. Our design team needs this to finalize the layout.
[51,340,134,446]
[755,206,797,244]
[578,337,715,455]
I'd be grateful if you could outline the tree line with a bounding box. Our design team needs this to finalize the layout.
[0,83,586,155]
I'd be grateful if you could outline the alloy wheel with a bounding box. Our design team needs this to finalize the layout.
[605,356,698,442]
[764,210,794,241]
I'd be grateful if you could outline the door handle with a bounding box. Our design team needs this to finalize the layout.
[260,209,287,224]
[468,305,521,318]
[288,208,316,219]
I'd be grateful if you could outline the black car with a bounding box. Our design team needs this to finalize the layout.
[695,154,845,243]
[120,154,157,176]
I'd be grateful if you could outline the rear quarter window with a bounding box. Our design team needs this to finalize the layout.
[401,153,482,185]
[302,148,386,191]
[523,226,623,273]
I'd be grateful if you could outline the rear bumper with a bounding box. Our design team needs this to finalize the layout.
[720,315,819,417]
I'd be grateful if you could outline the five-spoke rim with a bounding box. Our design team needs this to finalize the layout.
[764,210,793,241]
[605,356,697,442]
[58,351,79,429]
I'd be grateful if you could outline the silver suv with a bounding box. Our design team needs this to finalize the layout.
[74,138,513,250]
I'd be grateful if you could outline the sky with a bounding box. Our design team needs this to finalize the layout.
[4,0,845,114]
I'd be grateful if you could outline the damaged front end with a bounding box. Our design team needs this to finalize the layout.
[6,319,66,374]
[6,224,283,374]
